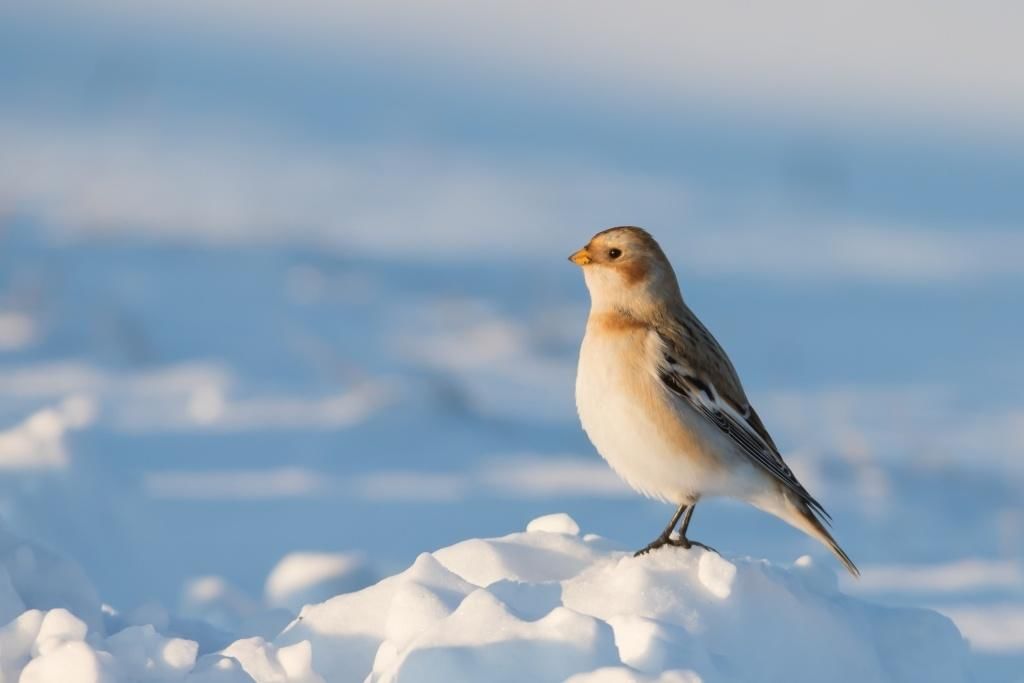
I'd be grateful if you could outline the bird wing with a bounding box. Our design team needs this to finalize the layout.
[654,310,831,522]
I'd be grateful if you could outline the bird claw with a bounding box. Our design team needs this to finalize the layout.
[634,535,717,557]
[667,538,718,554]
[633,535,671,557]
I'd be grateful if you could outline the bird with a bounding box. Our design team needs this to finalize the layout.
[569,226,858,576]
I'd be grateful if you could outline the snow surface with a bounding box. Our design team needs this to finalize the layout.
[0,231,1019,681]
[264,551,375,613]
[0,513,971,682]
[1,6,1023,679]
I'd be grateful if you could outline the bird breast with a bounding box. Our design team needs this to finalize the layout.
[575,323,726,503]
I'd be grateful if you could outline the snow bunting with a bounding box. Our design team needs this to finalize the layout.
[570,226,858,576]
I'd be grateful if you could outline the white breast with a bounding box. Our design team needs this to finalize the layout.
[575,326,718,504]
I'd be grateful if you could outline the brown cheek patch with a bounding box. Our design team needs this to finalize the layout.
[619,259,650,285]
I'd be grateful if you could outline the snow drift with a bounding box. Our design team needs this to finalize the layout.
[278,513,968,683]
[0,513,969,682]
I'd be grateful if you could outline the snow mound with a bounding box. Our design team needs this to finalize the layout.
[274,514,970,683]
[0,513,971,682]
[0,608,204,683]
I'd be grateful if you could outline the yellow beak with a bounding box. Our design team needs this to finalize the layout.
[568,248,591,265]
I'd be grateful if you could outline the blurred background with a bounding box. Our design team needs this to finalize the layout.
[1,1,1022,679]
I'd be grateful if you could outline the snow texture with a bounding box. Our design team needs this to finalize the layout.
[0,514,969,682]
[275,515,968,683]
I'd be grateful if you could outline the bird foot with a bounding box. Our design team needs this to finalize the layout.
[633,535,717,557]
[633,536,666,557]
[667,537,718,554]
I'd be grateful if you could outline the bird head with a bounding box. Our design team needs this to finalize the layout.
[568,226,682,316]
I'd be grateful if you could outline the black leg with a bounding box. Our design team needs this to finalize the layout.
[634,502,717,557]
[633,503,688,556]
[677,504,695,537]
[667,502,716,553]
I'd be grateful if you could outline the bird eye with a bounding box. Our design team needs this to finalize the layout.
[608,248,622,259]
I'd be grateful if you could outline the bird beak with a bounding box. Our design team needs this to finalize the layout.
[568,248,591,266]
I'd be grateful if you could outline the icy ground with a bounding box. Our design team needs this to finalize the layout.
[0,513,971,682]
[0,229,1022,681]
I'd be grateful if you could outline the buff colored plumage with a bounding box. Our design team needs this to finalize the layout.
[570,226,858,576]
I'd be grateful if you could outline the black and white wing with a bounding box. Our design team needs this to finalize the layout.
[655,325,832,523]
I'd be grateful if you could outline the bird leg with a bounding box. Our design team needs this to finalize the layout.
[634,503,717,557]
[633,503,688,556]
[665,504,716,553]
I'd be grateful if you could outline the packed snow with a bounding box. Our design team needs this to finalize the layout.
[0,513,970,682]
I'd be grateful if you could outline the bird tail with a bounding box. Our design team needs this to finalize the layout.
[774,493,860,578]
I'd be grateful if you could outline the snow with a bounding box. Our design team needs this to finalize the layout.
[182,656,252,683]
[3,512,966,681]
[0,9,1022,677]
[695,552,737,599]
[220,638,321,683]
[263,551,374,613]
[0,313,35,353]
[0,396,96,471]
[105,625,198,681]
[0,481,983,683]
[18,641,118,683]
[527,512,582,535]
[0,230,1017,680]
[0,522,102,635]
[0,604,201,682]
[264,515,968,683]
